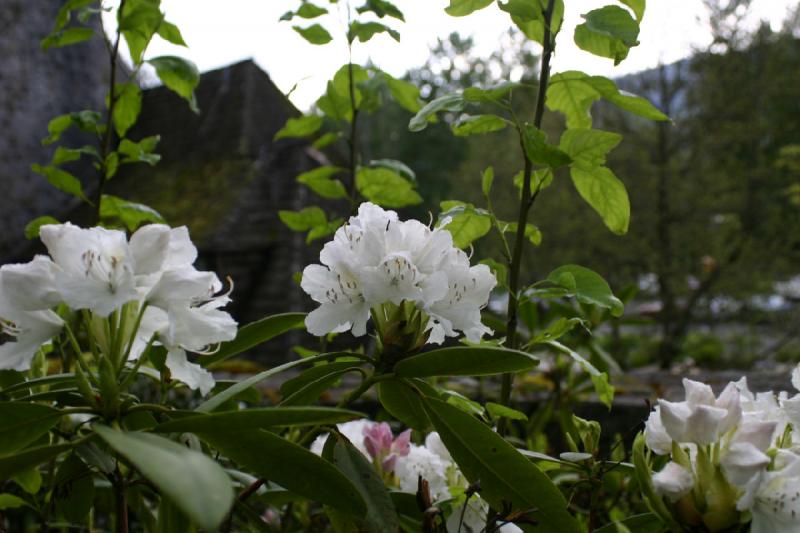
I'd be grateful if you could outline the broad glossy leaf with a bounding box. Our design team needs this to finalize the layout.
[148,56,200,112]
[439,201,492,249]
[451,114,508,136]
[200,312,306,367]
[522,125,572,168]
[274,115,324,140]
[0,443,71,480]
[377,379,433,431]
[546,341,614,408]
[31,164,86,201]
[422,397,580,532]
[394,346,538,377]
[356,167,422,207]
[570,165,630,234]
[296,166,348,199]
[199,430,366,516]
[113,82,142,137]
[280,361,363,405]
[323,432,399,531]
[0,402,62,455]
[53,454,94,522]
[485,402,528,421]
[348,21,399,43]
[546,264,623,316]
[94,426,234,530]
[574,6,640,65]
[559,128,621,166]
[408,93,463,132]
[293,24,333,45]
[445,0,493,16]
[155,407,362,433]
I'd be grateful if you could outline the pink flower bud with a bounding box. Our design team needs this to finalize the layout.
[392,429,411,457]
[363,422,393,459]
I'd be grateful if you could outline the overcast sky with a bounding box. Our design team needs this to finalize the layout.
[105,0,796,110]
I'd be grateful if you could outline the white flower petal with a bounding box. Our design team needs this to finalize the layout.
[644,406,672,455]
[652,461,694,502]
[165,348,215,396]
[0,256,61,310]
[129,224,170,275]
[721,442,770,487]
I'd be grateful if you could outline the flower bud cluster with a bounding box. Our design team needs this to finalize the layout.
[643,370,800,532]
[0,223,236,395]
[311,419,520,532]
[301,203,496,345]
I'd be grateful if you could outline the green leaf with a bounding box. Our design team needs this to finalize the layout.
[198,430,366,516]
[94,426,234,530]
[394,346,538,377]
[280,361,363,404]
[445,0,494,16]
[30,164,86,201]
[41,27,94,50]
[53,0,95,31]
[570,165,630,234]
[348,21,400,43]
[279,207,327,231]
[408,93,463,132]
[485,402,528,421]
[357,0,405,21]
[481,167,494,196]
[118,135,161,165]
[156,20,187,45]
[0,494,30,510]
[356,167,421,208]
[546,341,614,408]
[274,115,324,140]
[100,194,165,231]
[0,402,62,456]
[296,166,347,199]
[369,159,416,182]
[480,258,507,288]
[593,513,662,533]
[0,443,72,480]
[24,216,60,240]
[619,0,645,22]
[574,5,640,65]
[12,467,42,494]
[377,379,433,432]
[53,454,94,522]
[293,24,333,45]
[306,217,343,244]
[546,264,624,316]
[296,3,328,18]
[422,397,580,532]
[105,151,119,179]
[199,312,306,367]
[112,82,142,137]
[530,317,587,344]
[155,407,362,433]
[42,111,103,145]
[323,432,399,532]
[559,128,621,166]
[312,132,340,149]
[546,71,668,128]
[451,114,508,137]
[119,0,163,64]
[463,82,522,103]
[439,202,492,249]
[522,125,572,168]
[148,56,200,112]
[383,74,421,113]
[498,0,565,45]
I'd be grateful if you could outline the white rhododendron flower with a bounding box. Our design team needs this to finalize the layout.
[652,461,694,502]
[0,222,236,394]
[301,202,496,343]
[657,378,741,445]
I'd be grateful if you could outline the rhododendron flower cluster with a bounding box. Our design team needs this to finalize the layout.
[643,370,800,532]
[311,419,521,532]
[0,223,236,395]
[301,202,497,344]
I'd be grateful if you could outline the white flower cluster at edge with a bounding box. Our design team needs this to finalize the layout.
[644,366,800,532]
[301,202,497,343]
[0,223,236,395]
[311,419,522,533]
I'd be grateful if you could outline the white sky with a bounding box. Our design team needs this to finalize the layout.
[106,0,796,110]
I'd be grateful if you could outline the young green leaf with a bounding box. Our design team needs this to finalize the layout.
[422,397,581,532]
[559,128,622,166]
[444,0,494,17]
[357,0,405,21]
[198,430,366,517]
[451,114,508,136]
[481,166,494,196]
[546,340,614,408]
[100,195,165,231]
[368,159,416,182]
[348,21,400,43]
[355,167,422,207]
[463,81,522,103]
[293,24,333,45]
[296,166,348,199]
[574,5,640,65]
[485,402,528,421]
[0,494,30,510]
[30,164,87,201]
[199,312,306,367]
[274,115,324,140]
[570,165,630,234]
[619,0,646,22]
[408,93,464,132]
[118,135,161,165]
[546,264,624,316]
[279,207,327,231]
[394,346,539,377]
[41,27,94,50]
[94,426,234,531]
[384,74,421,113]
[119,0,163,64]
[148,56,200,112]
[522,125,572,168]
[156,20,187,46]
[439,201,492,249]
[112,82,142,137]
[295,3,328,19]
[24,216,60,240]
[498,0,565,45]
